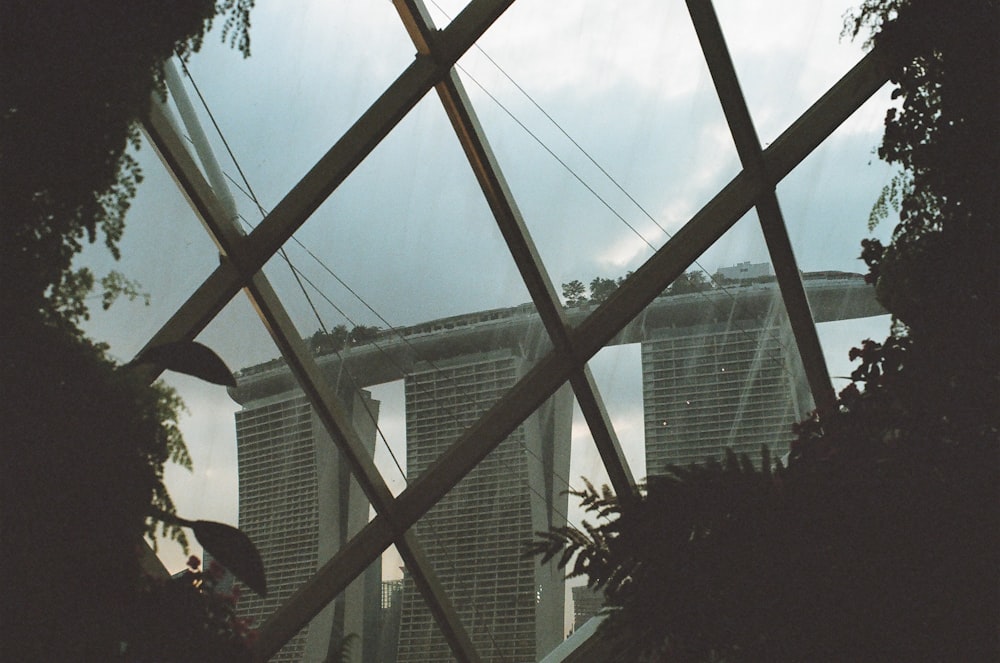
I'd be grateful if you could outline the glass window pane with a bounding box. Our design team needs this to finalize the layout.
[83,1,907,659]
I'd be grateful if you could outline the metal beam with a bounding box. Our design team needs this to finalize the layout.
[255,42,898,652]
[236,0,516,276]
[244,279,479,663]
[685,0,837,414]
[393,0,638,507]
[143,98,480,663]
[131,0,516,371]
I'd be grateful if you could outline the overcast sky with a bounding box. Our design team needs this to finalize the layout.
[78,1,896,613]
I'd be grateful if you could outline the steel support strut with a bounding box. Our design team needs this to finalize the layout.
[392,0,638,508]
[254,42,898,655]
[686,0,837,414]
[143,91,481,662]
[132,0,517,372]
[134,4,513,657]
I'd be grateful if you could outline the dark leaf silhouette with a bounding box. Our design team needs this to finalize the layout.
[190,520,268,597]
[153,508,267,597]
[134,341,236,387]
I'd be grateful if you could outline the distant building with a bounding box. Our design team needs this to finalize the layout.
[641,279,811,471]
[378,580,404,663]
[232,389,382,662]
[228,274,881,660]
[382,579,403,610]
[571,585,605,632]
[395,350,572,663]
[715,261,773,282]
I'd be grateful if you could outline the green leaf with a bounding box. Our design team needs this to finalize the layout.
[134,341,236,386]
[191,520,267,596]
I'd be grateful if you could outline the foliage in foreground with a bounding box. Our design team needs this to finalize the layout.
[122,556,257,662]
[531,0,997,660]
[834,0,999,455]
[3,320,267,659]
[3,318,190,658]
[529,444,997,661]
[1,0,253,322]
[1,2,260,660]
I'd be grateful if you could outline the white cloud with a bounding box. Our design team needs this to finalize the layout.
[463,0,706,103]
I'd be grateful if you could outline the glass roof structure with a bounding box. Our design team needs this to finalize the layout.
[82,0,904,660]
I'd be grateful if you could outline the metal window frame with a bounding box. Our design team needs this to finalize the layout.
[129,1,901,659]
[685,0,837,414]
[391,0,639,508]
[144,88,480,660]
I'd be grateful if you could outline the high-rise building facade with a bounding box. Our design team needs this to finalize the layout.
[228,276,880,660]
[233,388,382,662]
[571,585,605,632]
[396,349,571,662]
[378,580,404,663]
[641,295,810,472]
